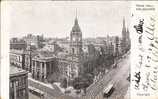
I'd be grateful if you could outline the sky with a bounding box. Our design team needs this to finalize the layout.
[2,1,131,38]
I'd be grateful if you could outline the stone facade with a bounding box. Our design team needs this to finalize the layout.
[57,55,80,80]
[31,55,57,82]
[10,49,32,71]
[43,41,61,54]
[10,38,27,50]
[10,66,28,99]
[10,50,25,69]
[69,16,83,79]
[70,16,83,57]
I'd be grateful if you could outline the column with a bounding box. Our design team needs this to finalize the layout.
[13,81,17,99]
[49,62,52,74]
[31,60,33,78]
[25,75,29,99]
[29,53,32,72]
[40,62,43,81]
[31,61,33,74]
[44,62,47,82]
[34,61,37,79]
[42,62,44,82]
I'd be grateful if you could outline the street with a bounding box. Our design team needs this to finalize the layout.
[29,92,40,99]
[82,52,130,99]
[28,77,63,99]
[28,52,130,99]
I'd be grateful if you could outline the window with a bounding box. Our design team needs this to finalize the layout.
[78,38,81,41]
[72,48,74,54]
[33,61,35,66]
[42,62,44,69]
[10,82,13,88]
[17,89,20,97]
[22,90,25,96]
[15,81,18,87]
[21,77,25,87]
[26,57,29,62]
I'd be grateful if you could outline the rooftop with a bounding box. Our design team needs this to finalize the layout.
[10,49,25,55]
[10,66,27,77]
[32,51,57,62]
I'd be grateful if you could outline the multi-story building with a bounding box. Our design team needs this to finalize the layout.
[10,50,25,69]
[23,34,45,49]
[56,40,70,54]
[69,15,84,78]
[10,66,28,99]
[10,38,27,50]
[56,15,84,80]
[31,51,58,82]
[57,54,80,80]
[114,36,120,57]
[10,49,32,72]
[70,16,83,57]
[42,41,61,54]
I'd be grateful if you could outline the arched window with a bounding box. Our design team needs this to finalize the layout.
[72,48,75,54]
[80,48,82,53]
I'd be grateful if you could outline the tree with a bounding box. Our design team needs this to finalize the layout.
[72,75,93,94]
[47,72,60,83]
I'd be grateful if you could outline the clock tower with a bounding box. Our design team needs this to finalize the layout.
[70,14,82,56]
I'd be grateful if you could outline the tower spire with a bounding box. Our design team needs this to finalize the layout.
[76,8,77,19]
[74,9,79,26]
[123,17,125,28]
[122,17,126,38]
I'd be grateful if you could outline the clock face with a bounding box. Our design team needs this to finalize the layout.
[73,37,76,41]
[72,36,81,42]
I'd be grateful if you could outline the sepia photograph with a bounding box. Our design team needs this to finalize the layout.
[3,1,132,99]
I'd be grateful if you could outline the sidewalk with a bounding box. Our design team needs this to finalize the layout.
[28,77,63,98]
[28,77,54,89]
